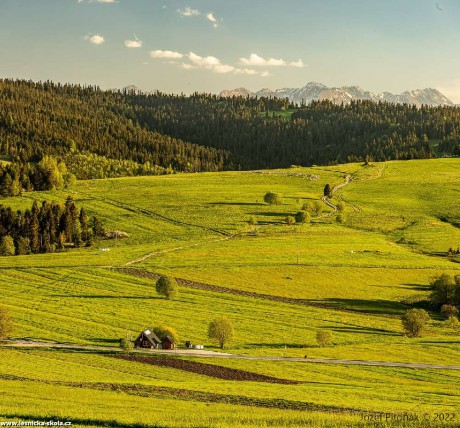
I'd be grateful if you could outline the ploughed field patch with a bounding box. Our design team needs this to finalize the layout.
[113,355,301,384]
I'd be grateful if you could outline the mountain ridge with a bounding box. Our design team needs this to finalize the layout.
[220,82,454,107]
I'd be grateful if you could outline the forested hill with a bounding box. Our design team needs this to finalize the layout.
[1,79,459,178]
[0,79,229,175]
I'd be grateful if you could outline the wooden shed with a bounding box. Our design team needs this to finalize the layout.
[161,336,175,350]
[134,329,161,349]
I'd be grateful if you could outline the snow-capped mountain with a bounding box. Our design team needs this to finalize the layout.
[219,82,454,107]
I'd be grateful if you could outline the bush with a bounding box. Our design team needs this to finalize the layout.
[295,211,310,224]
[401,309,430,337]
[311,201,323,217]
[156,275,178,299]
[264,192,282,205]
[0,305,13,341]
[336,213,346,224]
[316,330,332,347]
[285,216,295,225]
[208,316,234,349]
[441,304,459,319]
[336,202,346,212]
[119,337,134,353]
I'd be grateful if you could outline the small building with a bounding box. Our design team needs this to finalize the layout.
[161,335,175,350]
[134,329,161,349]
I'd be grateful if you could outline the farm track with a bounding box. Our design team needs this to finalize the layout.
[110,267,400,318]
[4,340,460,371]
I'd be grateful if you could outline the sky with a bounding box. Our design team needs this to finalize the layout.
[1,0,460,101]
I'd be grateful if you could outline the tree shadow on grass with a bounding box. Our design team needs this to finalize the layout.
[208,202,264,206]
[330,326,398,336]
[400,283,429,291]
[249,211,290,217]
[312,298,410,316]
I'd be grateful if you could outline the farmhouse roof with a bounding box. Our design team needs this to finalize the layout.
[136,329,161,345]
[163,335,175,343]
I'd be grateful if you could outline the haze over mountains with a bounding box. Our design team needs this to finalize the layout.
[219,82,454,107]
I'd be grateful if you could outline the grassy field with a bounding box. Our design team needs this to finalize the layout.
[1,158,460,427]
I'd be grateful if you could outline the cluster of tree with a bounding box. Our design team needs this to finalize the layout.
[61,152,173,179]
[0,156,75,197]
[0,196,104,256]
[3,79,460,176]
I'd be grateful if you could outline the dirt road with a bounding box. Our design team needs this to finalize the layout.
[3,340,460,371]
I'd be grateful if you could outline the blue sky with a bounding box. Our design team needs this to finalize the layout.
[1,0,460,101]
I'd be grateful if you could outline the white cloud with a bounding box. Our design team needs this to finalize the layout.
[289,59,305,68]
[239,53,304,68]
[150,50,184,59]
[178,7,200,17]
[206,12,218,28]
[125,37,142,48]
[84,34,105,45]
[151,49,269,77]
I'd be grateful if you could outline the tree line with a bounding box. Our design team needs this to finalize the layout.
[0,196,104,256]
[1,79,459,178]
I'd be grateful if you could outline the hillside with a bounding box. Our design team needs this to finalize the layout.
[1,159,460,426]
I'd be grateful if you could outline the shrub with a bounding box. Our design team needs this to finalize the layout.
[401,309,430,337]
[336,213,346,224]
[295,211,310,224]
[441,304,459,319]
[119,337,134,353]
[316,330,332,347]
[285,216,295,225]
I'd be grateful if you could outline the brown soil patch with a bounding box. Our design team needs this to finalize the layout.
[114,355,301,384]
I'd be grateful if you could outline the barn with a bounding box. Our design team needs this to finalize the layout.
[134,329,161,349]
[161,336,175,350]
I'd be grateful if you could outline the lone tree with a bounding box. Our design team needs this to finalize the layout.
[264,192,281,205]
[156,275,178,300]
[316,330,332,347]
[401,309,430,337]
[119,337,134,354]
[323,184,332,198]
[0,305,13,341]
[153,324,179,343]
[208,316,234,349]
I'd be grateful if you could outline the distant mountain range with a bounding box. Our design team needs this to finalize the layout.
[219,82,454,107]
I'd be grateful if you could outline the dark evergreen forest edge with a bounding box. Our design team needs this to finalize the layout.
[1,78,459,194]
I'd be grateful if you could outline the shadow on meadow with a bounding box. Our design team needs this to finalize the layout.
[50,294,162,300]
[313,298,410,316]
[208,202,264,206]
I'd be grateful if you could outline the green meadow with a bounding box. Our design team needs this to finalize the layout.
[1,158,460,427]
